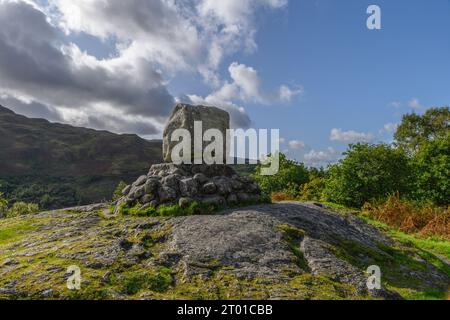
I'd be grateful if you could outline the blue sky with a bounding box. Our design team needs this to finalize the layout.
[0,0,449,166]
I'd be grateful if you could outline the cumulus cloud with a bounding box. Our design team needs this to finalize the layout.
[304,147,340,167]
[330,128,375,144]
[288,140,306,150]
[196,62,303,110]
[0,0,172,135]
[0,0,290,136]
[408,98,423,110]
[381,123,398,134]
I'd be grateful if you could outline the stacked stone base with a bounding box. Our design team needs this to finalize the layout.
[120,164,263,209]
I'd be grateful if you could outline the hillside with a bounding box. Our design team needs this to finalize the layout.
[0,105,162,209]
[0,202,448,300]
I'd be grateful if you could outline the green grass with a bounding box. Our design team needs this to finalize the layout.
[113,196,271,219]
[121,267,173,295]
[362,217,450,260]
[0,220,36,245]
[113,201,220,218]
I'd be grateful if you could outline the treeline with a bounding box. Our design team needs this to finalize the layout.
[255,107,449,239]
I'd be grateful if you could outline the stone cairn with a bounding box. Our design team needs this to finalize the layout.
[118,104,263,211]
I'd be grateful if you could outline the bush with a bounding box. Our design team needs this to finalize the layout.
[412,136,449,205]
[323,144,412,208]
[271,192,296,202]
[362,195,449,240]
[299,177,326,202]
[254,153,309,198]
[6,201,39,218]
[112,181,128,201]
[0,193,8,218]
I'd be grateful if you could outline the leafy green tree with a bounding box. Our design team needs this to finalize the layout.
[412,136,449,205]
[6,202,39,218]
[254,153,310,197]
[112,181,128,201]
[395,107,449,154]
[323,144,412,208]
[0,193,8,218]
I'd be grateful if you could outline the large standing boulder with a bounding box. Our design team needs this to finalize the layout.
[163,104,230,163]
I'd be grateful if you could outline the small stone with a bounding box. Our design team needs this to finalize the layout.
[159,186,177,203]
[144,178,160,194]
[202,182,217,194]
[179,178,198,197]
[202,196,226,207]
[133,175,147,187]
[140,194,155,205]
[227,194,238,205]
[193,173,209,184]
[214,177,233,195]
[179,197,194,209]
[132,186,146,199]
[237,193,250,202]
[162,174,182,191]
[149,200,159,208]
[1,259,19,267]
[102,271,112,283]
[122,185,132,196]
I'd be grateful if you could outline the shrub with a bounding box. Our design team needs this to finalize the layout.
[6,202,40,217]
[323,144,412,208]
[412,136,449,205]
[299,177,326,202]
[362,195,449,240]
[0,193,8,218]
[271,192,296,202]
[254,153,309,198]
[112,181,128,201]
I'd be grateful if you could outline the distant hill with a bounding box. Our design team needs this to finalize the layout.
[0,105,162,209]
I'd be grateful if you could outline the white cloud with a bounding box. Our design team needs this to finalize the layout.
[203,62,302,106]
[0,0,289,136]
[288,140,306,150]
[408,98,423,110]
[381,123,398,134]
[389,101,402,108]
[304,147,340,167]
[330,128,375,144]
[279,85,304,102]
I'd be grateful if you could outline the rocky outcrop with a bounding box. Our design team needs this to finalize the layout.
[119,164,263,209]
[1,202,448,300]
[163,104,230,163]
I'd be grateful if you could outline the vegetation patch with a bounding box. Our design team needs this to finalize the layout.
[333,237,449,300]
[277,224,309,271]
[121,267,173,295]
[0,219,37,245]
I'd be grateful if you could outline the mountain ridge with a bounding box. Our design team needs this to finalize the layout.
[0,105,163,208]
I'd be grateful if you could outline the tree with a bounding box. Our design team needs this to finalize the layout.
[0,193,8,218]
[395,107,449,155]
[412,136,450,205]
[323,144,412,208]
[254,153,310,197]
